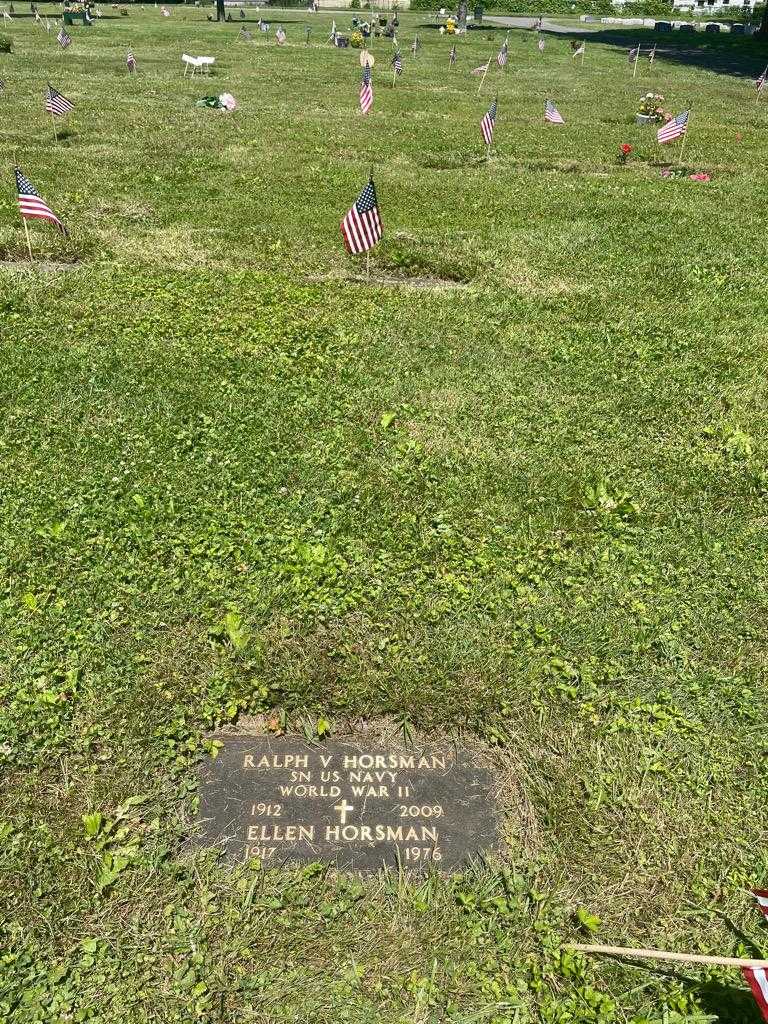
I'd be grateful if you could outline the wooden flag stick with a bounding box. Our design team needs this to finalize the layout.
[632,45,640,78]
[366,249,371,281]
[23,219,34,262]
[477,56,491,95]
[581,42,586,66]
[51,114,58,143]
[392,66,396,87]
[570,943,768,970]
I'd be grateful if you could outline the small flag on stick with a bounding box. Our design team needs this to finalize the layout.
[537,37,545,52]
[359,62,373,114]
[392,50,403,75]
[480,96,497,147]
[126,48,137,71]
[497,35,508,67]
[16,167,68,236]
[449,44,457,66]
[648,43,656,66]
[756,65,767,93]
[57,26,72,48]
[46,83,74,116]
[276,25,286,43]
[572,40,585,62]
[340,177,382,255]
[545,98,564,124]
[657,109,688,144]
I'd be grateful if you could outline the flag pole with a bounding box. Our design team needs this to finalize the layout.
[570,943,768,970]
[366,250,371,281]
[632,45,640,78]
[477,55,491,95]
[23,219,34,262]
[51,113,58,143]
[581,41,585,66]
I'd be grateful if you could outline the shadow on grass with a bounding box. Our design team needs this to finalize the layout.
[597,953,765,1022]
[545,26,768,80]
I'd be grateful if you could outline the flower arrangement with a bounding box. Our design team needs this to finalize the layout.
[350,29,363,47]
[617,143,632,165]
[637,93,666,123]
[660,167,711,182]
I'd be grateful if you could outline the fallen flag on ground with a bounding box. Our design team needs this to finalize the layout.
[341,177,382,254]
[16,167,67,235]
[753,890,768,919]
[480,96,497,145]
[57,27,72,48]
[471,59,490,75]
[545,98,564,124]
[126,48,137,71]
[359,62,373,114]
[657,109,688,143]
[744,968,768,1022]
[46,83,74,116]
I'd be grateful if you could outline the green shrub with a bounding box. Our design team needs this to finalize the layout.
[0,33,12,52]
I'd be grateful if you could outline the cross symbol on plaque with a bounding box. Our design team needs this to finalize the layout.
[334,799,354,824]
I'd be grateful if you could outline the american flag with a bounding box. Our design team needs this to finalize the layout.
[628,45,639,62]
[392,50,402,75]
[648,43,656,65]
[340,177,382,255]
[572,41,585,57]
[480,97,496,145]
[46,83,74,116]
[126,48,137,70]
[657,109,688,143]
[757,65,767,91]
[0,79,4,93]
[359,63,373,114]
[753,890,768,919]
[411,34,419,54]
[744,968,768,1023]
[471,59,489,75]
[537,37,545,52]
[276,25,286,43]
[545,98,564,124]
[15,167,67,235]
[497,36,508,66]
[449,44,457,65]
[57,26,72,48]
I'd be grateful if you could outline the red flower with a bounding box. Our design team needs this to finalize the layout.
[620,143,632,155]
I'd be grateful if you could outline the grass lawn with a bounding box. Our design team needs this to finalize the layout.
[2,7,768,1022]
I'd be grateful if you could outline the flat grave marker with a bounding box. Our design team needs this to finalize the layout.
[197,737,500,872]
